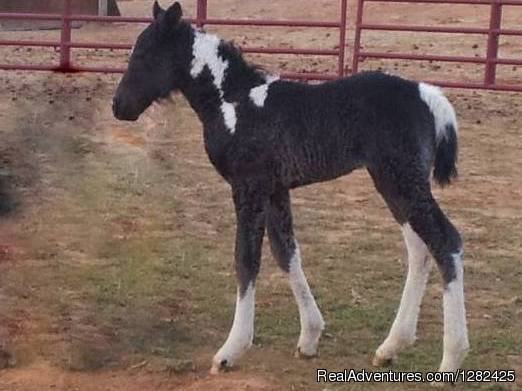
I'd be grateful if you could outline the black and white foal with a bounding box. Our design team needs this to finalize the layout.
[113,2,469,375]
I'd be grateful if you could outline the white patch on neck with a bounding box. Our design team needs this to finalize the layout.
[221,101,237,133]
[190,30,237,133]
[249,74,279,108]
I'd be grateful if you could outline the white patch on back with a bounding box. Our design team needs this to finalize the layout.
[249,74,279,107]
[190,30,237,133]
[418,82,458,142]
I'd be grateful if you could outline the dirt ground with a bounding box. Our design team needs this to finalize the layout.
[0,1,521,390]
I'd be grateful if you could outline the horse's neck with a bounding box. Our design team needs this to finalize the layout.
[180,30,266,128]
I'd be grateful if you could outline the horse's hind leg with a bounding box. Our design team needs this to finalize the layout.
[368,166,469,371]
[373,222,433,366]
[410,201,468,372]
[266,190,325,357]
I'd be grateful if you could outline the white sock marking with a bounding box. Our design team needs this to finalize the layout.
[212,283,255,372]
[418,82,458,142]
[375,223,432,362]
[190,30,237,133]
[439,250,469,372]
[249,74,279,107]
[289,243,324,356]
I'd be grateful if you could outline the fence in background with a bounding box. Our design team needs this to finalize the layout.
[0,0,348,81]
[0,0,521,91]
[352,0,522,91]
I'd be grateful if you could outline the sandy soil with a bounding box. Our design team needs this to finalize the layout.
[0,1,521,390]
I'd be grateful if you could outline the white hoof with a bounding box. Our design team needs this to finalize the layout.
[373,336,414,367]
[372,351,396,367]
[210,338,253,375]
[210,284,255,374]
[295,345,317,359]
[295,319,324,359]
[438,343,469,373]
[210,357,229,375]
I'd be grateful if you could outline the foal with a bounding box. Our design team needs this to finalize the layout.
[113,2,469,375]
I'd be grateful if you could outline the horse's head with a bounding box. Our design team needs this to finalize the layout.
[113,1,191,121]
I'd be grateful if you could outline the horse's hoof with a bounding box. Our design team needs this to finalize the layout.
[210,359,229,375]
[372,353,396,367]
[294,346,318,359]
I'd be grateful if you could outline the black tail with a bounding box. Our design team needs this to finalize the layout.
[433,123,458,187]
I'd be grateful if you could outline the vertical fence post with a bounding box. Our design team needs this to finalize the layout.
[98,0,108,16]
[351,0,364,74]
[196,0,208,28]
[59,0,72,71]
[485,0,502,86]
[338,0,348,77]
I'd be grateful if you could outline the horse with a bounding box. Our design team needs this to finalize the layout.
[113,1,468,375]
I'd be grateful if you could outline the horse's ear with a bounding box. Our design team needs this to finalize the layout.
[164,2,183,26]
[153,1,163,19]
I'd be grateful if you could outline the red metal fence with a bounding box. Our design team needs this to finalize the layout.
[0,0,347,81]
[0,0,521,91]
[352,0,522,91]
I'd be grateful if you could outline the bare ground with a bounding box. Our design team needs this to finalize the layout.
[0,1,521,390]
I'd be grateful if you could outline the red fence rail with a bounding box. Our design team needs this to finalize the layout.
[0,0,348,81]
[352,0,522,91]
[0,0,521,91]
